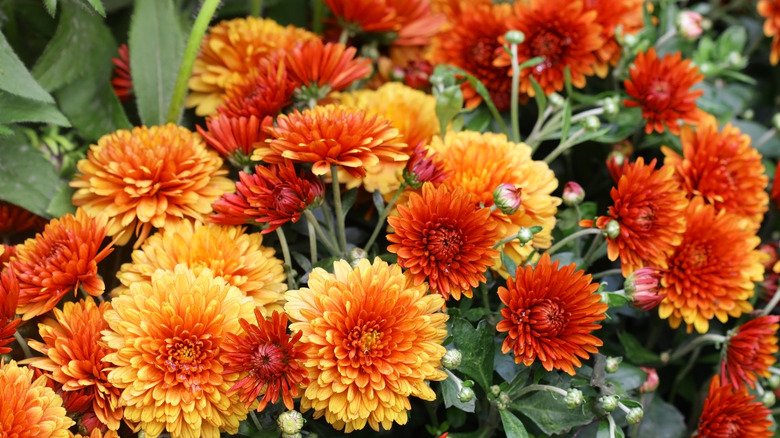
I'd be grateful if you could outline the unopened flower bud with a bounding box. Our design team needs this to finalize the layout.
[623,33,639,48]
[349,247,367,266]
[518,227,535,245]
[499,392,511,404]
[605,356,622,373]
[639,367,659,393]
[773,113,780,132]
[282,434,302,438]
[442,349,462,369]
[727,52,744,69]
[278,410,305,435]
[390,66,406,82]
[458,386,475,403]
[677,11,703,40]
[626,267,665,311]
[768,375,780,390]
[763,391,776,407]
[603,97,620,119]
[599,395,619,413]
[548,93,565,108]
[564,388,584,409]
[742,109,755,120]
[493,183,522,215]
[563,181,585,206]
[490,385,501,397]
[698,62,714,75]
[605,219,621,239]
[504,30,525,45]
[583,115,601,132]
[626,407,644,425]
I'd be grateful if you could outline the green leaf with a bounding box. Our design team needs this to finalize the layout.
[0,92,70,126]
[83,0,106,16]
[617,332,660,364]
[511,389,594,435]
[604,292,630,308]
[129,0,185,126]
[0,125,13,136]
[596,419,611,438]
[43,0,58,16]
[607,363,647,393]
[0,31,55,103]
[441,370,476,413]
[500,410,530,438]
[46,182,76,217]
[493,337,521,382]
[529,76,546,115]
[560,99,572,144]
[340,188,358,217]
[500,251,518,278]
[0,129,62,218]
[637,393,687,438]
[451,318,494,391]
[371,190,385,213]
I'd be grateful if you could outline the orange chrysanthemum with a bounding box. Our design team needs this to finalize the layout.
[197,114,274,166]
[428,131,560,277]
[497,253,608,376]
[69,430,119,438]
[11,209,114,320]
[283,40,372,101]
[218,54,296,120]
[0,360,75,438]
[387,183,498,300]
[494,0,605,97]
[663,118,769,230]
[583,0,644,77]
[27,298,123,431]
[592,158,688,277]
[256,105,408,178]
[721,315,780,390]
[325,0,445,46]
[0,266,20,354]
[0,200,47,236]
[110,43,132,102]
[624,48,706,135]
[759,0,780,65]
[429,2,513,110]
[695,377,772,438]
[658,198,764,333]
[285,258,448,432]
[103,264,256,438]
[70,124,234,248]
[222,310,308,412]
[186,17,318,116]
[113,219,287,315]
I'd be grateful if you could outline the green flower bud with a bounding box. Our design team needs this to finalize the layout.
[623,33,639,48]
[583,115,601,132]
[349,247,368,267]
[504,30,525,45]
[742,109,755,121]
[773,113,780,132]
[605,219,621,240]
[768,375,780,390]
[518,227,534,245]
[599,395,619,413]
[490,385,502,397]
[603,97,620,119]
[564,388,584,409]
[282,434,302,438]
[763,391,776,407]
[278,410,305,435]
[605,356,622,373]
[442,349,462,369]
[458,386,475,403]
[626,407,644,425]
[548,93,565,108]
[499,392,511,404]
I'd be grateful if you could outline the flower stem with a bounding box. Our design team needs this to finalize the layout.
[591,268,623,280]
[545,228,602,256]
[510,42,521,143]
[311,0,324,34]
[338,27,349,46]
[307,219,318,264]
[166,0,222,124]
[275,227,296,290]
[14,331,33,359]
[364,184,406,253]
[763,280,780,315]
[664,333,726,363]
[757,128,777,149]
[544,128,585,164]
[304,210,341,256]
[249,0,263,16]
[513,383,568,399]
[582,232,605,266]
[330,165,348,255]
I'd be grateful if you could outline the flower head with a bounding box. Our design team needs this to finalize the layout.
[0,360,75,438]
[594,158,688,277]
[12,209,114,320]
[102,264,256,438]
[222,310,308,411]
[722,315,780,390]
[658,198,764,333]
[695,377,772,438]
[113,219,287,314]
[285,40,372,104]
[0,266,20,354]
[404,142,447,189]
[583,0,644,77]
[210,161,324,234]
[624,48,705,135]
[110,43,132,102]
[284,258,448,432]
[0,200,47,236]
[625,267,665,311]
[759,0,780,65]
[663,118,769,230]
[325,0,445,46]
[218,54,297,120]
[387,183,499,300]
[27,298,123,430]
[196,114,274,167]
[678,10,704,40]
[70,124,234,248]
[497,253,608,375]
[257,105,408,178]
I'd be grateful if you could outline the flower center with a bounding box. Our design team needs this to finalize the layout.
[162,333,212,393]
[250,343,287,379]
[635,205,656,231]
[646,80,672,110]
[425,224,463,262]
[512,299,568,338]
[273,186,304,213]
[345,319,384,363]
[470,38,498,69]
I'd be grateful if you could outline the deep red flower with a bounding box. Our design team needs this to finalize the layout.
[111,43,133,102]
[0,200,47,236]
[0,266,20,354]
[695,377,772,437]
[218,53,297,119]
[722,315,780,390]
[196,114,273,164]
[324,0,445,46]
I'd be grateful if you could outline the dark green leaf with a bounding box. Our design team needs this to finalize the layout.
[579,201,597,221]
[493,337,521,382]
[0,92,70,126]
[560,99,572,144]
[441,371,476,413]
[0,31,55,103]
[732,119,780,158]
[435,84,464,138]
[83,0,106,16]
[46,182,76,217]
[500,410,530,438]
[511,389,594,435]
[529,76,546,115]
[291,251,312,274]
[607,363,646,393]
[637,393,686,438]
[605,292,630,308]
[340,188,358,217]
[617,332,660,364]
[129,0,185,125]
[55,70,131,141]
[596,419,611,438]
[371,190,385,213]
[43,0,58,16]
[620,399,642,409]
[451,318,495,391]
[0,129,62,218]
[500,251,518,278]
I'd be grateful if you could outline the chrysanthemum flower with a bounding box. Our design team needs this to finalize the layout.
[625,267,665,312]
[103,264,256,438]
[662,118,769,230]
[113,219,287,314]
[0,360,75,438]
[222,310,308,412]
[0,244,15,268]
[257,105,408,178]
[217,54,297,120]
[11,209,114,320]
[658,198,764,333]
[404,142,447,188]
[0,200,47,236]
[325,0,445,46]
[70,124,234,248]
[110,43,132,102]
[210,161,324,234]
[497,253,608,375]
[759,0,780,65]
[429,2,514,110]
[196,114,274,166]
[624,48,705,135]
[69,430,120,438]
[387,183,498,300]
[494,0,605,97]
[27,298,123,430]
[583,0,644,77]
[186,17,318,116]
[695,377,772,438]
[428,131,560,277]
[0,266,20,354]
[591,158,688,277]
[722,315,780,390]
[284,258,448,432]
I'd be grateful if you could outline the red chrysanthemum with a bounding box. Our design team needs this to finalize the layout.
[583,0,644,77]
[721,315,780,390]
[284,40,372,101]
[218,53,297,120]
[759,0,780,65]
[624,48,706,135]
[695,377,772,438]
[404,142,448,188]
[494,0,605,97]
[222,310,308,412]
[593,158,688,277]
[11,209,114,320]
[387,183,499,300]
[197,114,273,165]
[325,0,445,46]
[210,161,324,234]
[0,200,47,236]
[110,43,133,102]
[497,253,608,375]
[0,266,20,354]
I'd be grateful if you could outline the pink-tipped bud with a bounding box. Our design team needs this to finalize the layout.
[677,11,703,40]
[639,367,659,393]
[493,183,522,215]
[626,267,665,311]
[562,181,585,206]
[403,142,447,189]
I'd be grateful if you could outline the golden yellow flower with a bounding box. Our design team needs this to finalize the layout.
[285,258,448,432]
[102,264,256,438]
[112,219,287,315]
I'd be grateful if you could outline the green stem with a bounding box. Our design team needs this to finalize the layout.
[479,283,490,312]
[249,0,263,16]
[545,228,602,255]
[338,27,349,46]
[304,210,341,256]
[14,331,33,359]
[330,165,348,255]
[364,184,407,253]
[664,333,726,363]
[591,268,623,281]
[275,227,296,290]
[757,129,777,151]
[607,414,617,438]
[249,411,263,431]
[513,383,568,399]
[544,128,585,164]
[510,43,521,143]
[763,278,780,315]
[311,0,324,34]
[569,107,604,124]
[669,345,701,404]
[582,232,605,265]
[166,0,222,124]
[307,219,318,264]
[526,105,553,150]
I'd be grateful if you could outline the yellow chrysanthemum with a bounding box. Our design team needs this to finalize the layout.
[112,220,286,314]
[102,264,256,438]
[186,17,319,116]
[429,131,560,277]
[0,360,75,438]
[285,258,448,432]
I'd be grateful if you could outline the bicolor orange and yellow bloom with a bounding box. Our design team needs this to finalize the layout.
[695,377,772,438]
[722,315,779,390]
[584,0,644,77]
